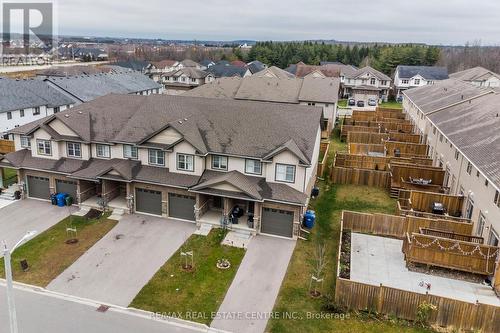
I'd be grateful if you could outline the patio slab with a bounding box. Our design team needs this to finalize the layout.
[350,233,500,306]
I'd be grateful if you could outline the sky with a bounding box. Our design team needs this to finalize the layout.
[14,0,500,45]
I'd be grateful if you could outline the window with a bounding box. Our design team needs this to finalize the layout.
[20,136,30,148]
[494,190,500,207]
[36,139,51,155]
[466,162,472,175]
[245,159,262,175]
[20,109,24,117]
[6,111,12,120]
[477,212,486,236]
[476,170,480,177]
[177,153,193,171]
[123,145,138,159]
[370,78,376,85]
[402,79,409,84]
[414,79,420,85]
[67,142,81,158]
[439,133,443,142]
[212,155,228,170]
[33,107,40,115]
[432,126,436,135]
[307,102,316,106]
[488,228,499,247]
[454,149,459,160]
[149,149,165,166]
[191,78,196,83]
[96,144,111,158]
[485,179,488,187]
[275,164,296,183]
[54,106,60,113]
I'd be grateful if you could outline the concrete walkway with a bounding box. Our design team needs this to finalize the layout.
[211,236,296,333]
[0,199,74,255]
[47,214,196,306]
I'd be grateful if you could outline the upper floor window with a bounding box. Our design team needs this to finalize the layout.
[149,149,165,166]
[370,78,376,85]
[96,144,111,158]
[191,78,196,83]
[275,163,296,183]
[402,79,409,84]
[33,107,40,116]
[123,145,138,159]
[439,133,443,142]
[54,106,60,113]
[432,126,436,135]
[20,136,30,148]
[36,139,51,155]
[494,190,500,207]
[414,79,421,85]
[177,153,194,171]
[466,161,472,175]
[245,159,262,175]
[454,149,459,160]
[212,155,228,170]
[20,109,24,117]
[67,142,82,158]
[6,111,12,120]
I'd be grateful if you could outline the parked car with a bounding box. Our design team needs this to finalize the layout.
[368,98,377,106]
[396,96,404,103]
[348,98,355,106]
[356,100,365,107]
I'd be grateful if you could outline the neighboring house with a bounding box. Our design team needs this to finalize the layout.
[181,59,202,69]
[199,59,215,70]
[43,70,163,103]
[247,60,267,74]
[285,62,357,80]
[184,75,340,135]
[449,66,500,88]
[254,66,295,79]
[113,60,151,73]
[342,66,392,103]
[0,77,76,137]
[147,60,181,81]
[230,60,247,68]
[206,64,251,78]
[161,68,214,95]
[1,94,323,239]
[403,79,499,246]
[394,65,449,98]
[58,46,108,61]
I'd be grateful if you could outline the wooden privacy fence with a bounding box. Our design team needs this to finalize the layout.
[0,139,15,154]
[335,153,432,172]
[331,167,390,188]
[401,190,464,217]
[403,232,499,275]
[348,143,385,156]
[390,163,445,190]
[384,141,428,157]
[335,278,500,333]
[342,210,473,238]
[376,106,406,119]
[397,200,471,223]
[317,140,330,177]
[348,131,421,144]
[341,125,380,139]
[419,228,483,244]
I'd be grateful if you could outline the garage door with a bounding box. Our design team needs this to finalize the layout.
[261,207,294,238]
[135,188,162,216]
[27,175,50,200]
[168,193,195,221]
[56,179,77,200]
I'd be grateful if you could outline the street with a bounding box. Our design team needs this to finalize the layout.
[0,281,224,333]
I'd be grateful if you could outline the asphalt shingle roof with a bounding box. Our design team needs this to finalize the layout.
[396,65,449,81]
[449,66,500,82]
[206,64,248,78]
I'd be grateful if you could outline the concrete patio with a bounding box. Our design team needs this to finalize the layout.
[350,233,500,306]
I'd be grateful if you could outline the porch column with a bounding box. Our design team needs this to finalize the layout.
[194,194,201,226]
[76,180,81,205]
[126,182,133,214]
[17,169,26,199]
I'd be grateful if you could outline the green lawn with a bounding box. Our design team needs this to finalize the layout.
[130,230,245,325]
[2,167,17,187]
[0,213,117,287]
[379,101,403,109]
[337,99,348,108]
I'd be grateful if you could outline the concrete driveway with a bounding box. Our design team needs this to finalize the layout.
[47,214,196,306]
[211,236,296,333]
[0,199,74,255]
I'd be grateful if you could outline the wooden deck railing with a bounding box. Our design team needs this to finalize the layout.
[419,227,484,244]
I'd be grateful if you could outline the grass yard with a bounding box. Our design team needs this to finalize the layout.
[0,213,117,287]
[130,229,245,325]
[379,100,403,109]
[3,168,17,180]
[337,99,348,108]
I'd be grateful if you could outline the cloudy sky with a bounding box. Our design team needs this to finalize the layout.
[52,0,499,45]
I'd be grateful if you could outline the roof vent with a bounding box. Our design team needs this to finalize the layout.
[184,118,187,121]
[64,114,70,118]
[78,111,83,114]
[178,120,183,124]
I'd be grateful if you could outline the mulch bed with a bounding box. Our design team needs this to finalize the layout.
[339,230,351,279]
[84,209,102,220]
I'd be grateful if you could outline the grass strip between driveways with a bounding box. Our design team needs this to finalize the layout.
[130,229,245,325]
[0,212,117,287]
[266,130,433,333]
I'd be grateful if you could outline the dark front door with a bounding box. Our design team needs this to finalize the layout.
[27,175,50,200]
[261,207,294,238]
[135,188,162,216]
[168,193,196,221]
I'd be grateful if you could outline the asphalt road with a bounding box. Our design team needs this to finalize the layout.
[0,282,223,333]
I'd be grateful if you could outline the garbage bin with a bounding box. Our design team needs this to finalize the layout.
[65,195,73,206]
[50,193,57,205]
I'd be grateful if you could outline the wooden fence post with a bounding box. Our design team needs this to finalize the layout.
[377,283,384,313]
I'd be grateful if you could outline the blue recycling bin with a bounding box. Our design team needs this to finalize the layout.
[56,193,68,207]
[303,210,316,229]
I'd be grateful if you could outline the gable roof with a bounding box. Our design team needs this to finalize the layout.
[185,76,340,105]
[181,59,200,68]
[449,66,500,82]
[163,67,209,79]
[151,60,178,68]
[247,60,266,74]
[43,71,162,102]
[12,94,322,164]
[347,66,391,81]
[396,65,449,80]
[255,66,295,79]
[113,60,150,72]
[206,64,248,78]
[0,77,77,113]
